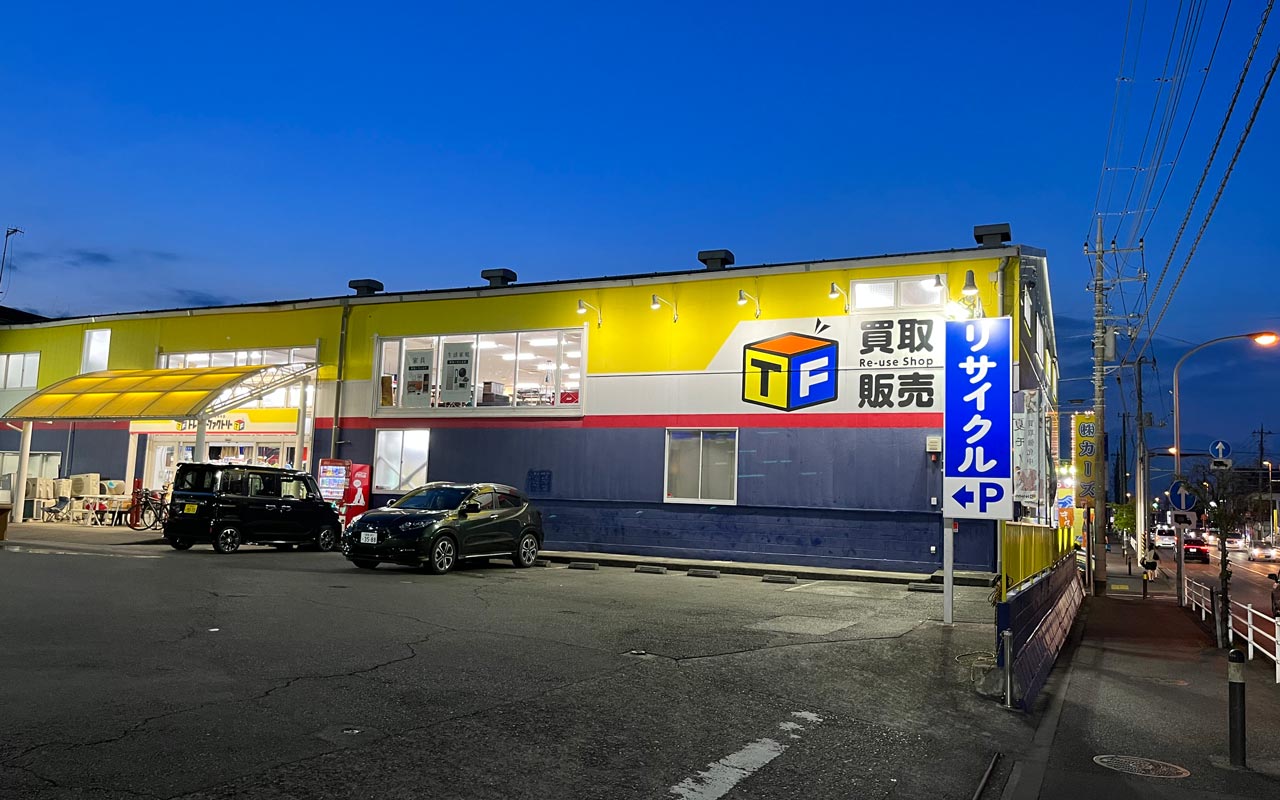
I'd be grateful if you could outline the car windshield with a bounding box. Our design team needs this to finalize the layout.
[392,486,470,511]
[173,466,219,492]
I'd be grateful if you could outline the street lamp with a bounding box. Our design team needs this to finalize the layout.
[1172,330,1274,604]
[1173,331,1279,477]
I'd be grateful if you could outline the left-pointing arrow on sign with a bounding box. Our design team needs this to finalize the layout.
[952,485,974,508]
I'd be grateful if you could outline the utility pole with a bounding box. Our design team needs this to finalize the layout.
[1091,217,1110,596]
[1134,361,1147,567]
[1254,425,1273,467]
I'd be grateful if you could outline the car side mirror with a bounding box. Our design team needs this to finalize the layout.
[461,501,481,515]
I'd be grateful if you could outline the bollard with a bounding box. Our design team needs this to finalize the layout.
[1228,649,1246,768]
[1002,630,1014,710]
[1142,572,1148,599]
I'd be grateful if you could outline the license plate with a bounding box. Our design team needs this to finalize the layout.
[183,503,198,515]
[360,532,378,544]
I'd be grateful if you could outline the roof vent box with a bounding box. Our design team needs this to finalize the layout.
[348,279,384,297]
[481,268,518,287]
[973,224,1012,248]
[697,249,735,270]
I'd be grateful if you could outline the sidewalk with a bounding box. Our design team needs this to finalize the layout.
[1017,549,1280,799]
[2,521,165,548]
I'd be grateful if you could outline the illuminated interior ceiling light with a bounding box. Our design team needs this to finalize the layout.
[526,337,558,347]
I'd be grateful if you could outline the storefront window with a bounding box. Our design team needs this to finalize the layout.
[665,429,738,504]
[853,281,895,310]
[374,429,431,492]
[851,277,947,310]
[376,328,583,414]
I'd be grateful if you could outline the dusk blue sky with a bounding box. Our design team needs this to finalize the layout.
[2,2,1278,477]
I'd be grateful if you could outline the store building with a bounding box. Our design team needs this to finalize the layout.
[0,226,1059,573]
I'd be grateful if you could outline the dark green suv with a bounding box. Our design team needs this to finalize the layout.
[342,482,543,573]
[164,463,342,554]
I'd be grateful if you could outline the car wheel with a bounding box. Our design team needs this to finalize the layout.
[314,526,338,553]
[352,559,379,570]
[512,531,539,568]
[339,538,352,556]
[212,526,241,554]
[168,539,193,551]
[426,535,458,575]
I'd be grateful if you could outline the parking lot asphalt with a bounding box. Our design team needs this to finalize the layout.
[0,542,1032,799]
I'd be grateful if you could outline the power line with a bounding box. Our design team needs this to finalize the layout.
[1135,35,1280,361]
[1122,0,1275,365]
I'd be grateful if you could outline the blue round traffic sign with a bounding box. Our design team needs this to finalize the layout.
[1168,480,1197,511]
[1210,439,1232,459]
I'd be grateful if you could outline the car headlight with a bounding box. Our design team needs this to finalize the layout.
[398,518,435,532]
[344,513,364,533]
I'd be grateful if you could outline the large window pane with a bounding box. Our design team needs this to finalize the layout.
[379,340,402,407]
[4,356,20,389]
[477,333,516,407]
[900,276,945,307]
[558,330,582,405]
[21,354,39,388]
[0,355,8,387]
[82,329,111,372]
[666,431,702,501]
[186,352,210,368]
[700,431,737,501]
[402,339,435,409]
[853,281,895,310]
[438,335,476,407]
[515,331,557,407]
[400,430,431,488]
[209,351,236,367]
[262,348,290,365]
[374,430,404,491]
[291,346,317,363]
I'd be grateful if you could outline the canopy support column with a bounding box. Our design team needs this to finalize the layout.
[12,421,32,523]
[123,432,139,490]
[294,377,309,472]
[193,416,207,466]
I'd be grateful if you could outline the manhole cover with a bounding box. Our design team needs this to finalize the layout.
[1093,755,1190,778]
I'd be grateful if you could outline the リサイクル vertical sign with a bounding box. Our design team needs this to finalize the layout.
[943,317,1013,520]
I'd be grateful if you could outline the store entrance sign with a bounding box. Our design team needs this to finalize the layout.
[943,317,1013,520]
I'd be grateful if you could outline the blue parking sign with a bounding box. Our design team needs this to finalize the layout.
[943,317,1013,519]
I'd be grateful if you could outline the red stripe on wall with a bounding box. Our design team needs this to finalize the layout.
[313,412,943,430]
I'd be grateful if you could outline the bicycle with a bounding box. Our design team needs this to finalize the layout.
[126,489,170,531]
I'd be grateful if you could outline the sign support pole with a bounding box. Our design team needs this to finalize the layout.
[194,416,207,466]
[943,517,954,626]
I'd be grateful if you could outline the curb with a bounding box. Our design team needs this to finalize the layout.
[539,551,934,585]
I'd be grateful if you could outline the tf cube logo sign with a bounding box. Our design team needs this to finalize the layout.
[742,333,838,411]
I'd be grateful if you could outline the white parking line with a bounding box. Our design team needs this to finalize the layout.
[784,581,821,592]
[668,712,823,800]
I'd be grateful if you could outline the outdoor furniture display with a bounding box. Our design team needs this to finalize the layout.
[42,496,72,523]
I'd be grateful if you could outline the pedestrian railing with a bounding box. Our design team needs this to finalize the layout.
[1001,522,1073,600]
[1185,575,1279,684]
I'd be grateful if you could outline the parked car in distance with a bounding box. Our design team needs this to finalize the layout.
[164,463,342,554]
[1183,537,1211,564]
[1155,528,1176,548]
[1224,534,1246,552]
[342,482,543,574]
[1248,544,1279,562]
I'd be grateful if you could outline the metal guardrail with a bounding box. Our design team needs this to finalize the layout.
[1185,575,1279,684]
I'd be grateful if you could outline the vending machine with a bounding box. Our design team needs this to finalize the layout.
[317,459,370,527]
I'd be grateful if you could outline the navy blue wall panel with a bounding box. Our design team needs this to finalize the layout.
[0,426,132,478]
[313,422,994,574]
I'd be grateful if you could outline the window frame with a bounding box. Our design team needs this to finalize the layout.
[0,352,39,390]
[373,428,432,493]
[662,427,739,506]
[372,325,587,418]
[849,276,948,312]
[82,329,111,373]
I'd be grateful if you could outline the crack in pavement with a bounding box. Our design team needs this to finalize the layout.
[629,620,926,664]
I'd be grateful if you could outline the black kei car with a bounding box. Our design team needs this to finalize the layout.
[342,482,543,574]
[164,463,343,554]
